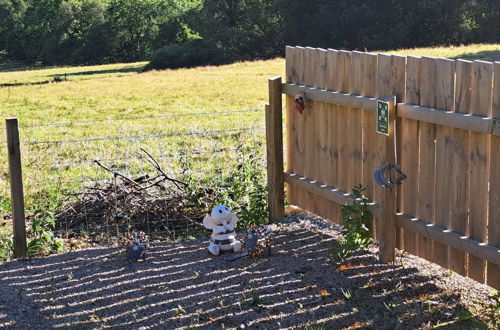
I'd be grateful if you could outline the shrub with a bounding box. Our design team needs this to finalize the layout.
[27,210,64,257]
[144,39,225,71]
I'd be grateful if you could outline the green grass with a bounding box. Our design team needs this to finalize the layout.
[0,58,284,220]
[386,43,500,61]
[1,43,499,225]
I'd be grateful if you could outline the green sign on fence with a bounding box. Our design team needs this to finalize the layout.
[377,100,389,136]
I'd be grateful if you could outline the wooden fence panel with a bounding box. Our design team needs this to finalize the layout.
[488,62,500,288]
[281,47,500,289]
[469,61,493,283]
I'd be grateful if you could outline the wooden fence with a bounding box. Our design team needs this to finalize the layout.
[265,46,500,290]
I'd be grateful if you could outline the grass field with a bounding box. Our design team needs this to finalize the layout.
[1,43,500,240]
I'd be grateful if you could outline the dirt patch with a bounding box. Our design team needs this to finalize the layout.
[0,213,497,329]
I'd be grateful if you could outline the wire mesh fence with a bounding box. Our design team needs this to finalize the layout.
[1,109,267,242]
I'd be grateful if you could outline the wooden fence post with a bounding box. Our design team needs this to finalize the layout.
[6,118,27,258]
[378,97,397,263]
[266,76,285,222]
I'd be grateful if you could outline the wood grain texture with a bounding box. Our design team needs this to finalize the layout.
[433,58,456,270]
[376,54,406,262]
[266,77,285,222]
[487,62,500,289]
[336,51,352,195]
[285,47,298,207]
[325,49,341,222]
[6,118,27,258]
[415,57,438,262]
[446,60,472,275]
[468,60,493,283]
[400,56,421,256]
[396,214,500,267]
[348,51,363,190]
[361,53,379,238]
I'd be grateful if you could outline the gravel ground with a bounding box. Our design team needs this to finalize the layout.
[0,213,498,329]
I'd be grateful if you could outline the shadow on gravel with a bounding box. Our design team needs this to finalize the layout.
[0,224,478,329]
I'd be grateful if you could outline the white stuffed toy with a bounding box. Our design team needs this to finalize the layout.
[203,205,242,256]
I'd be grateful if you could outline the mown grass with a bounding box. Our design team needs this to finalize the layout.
[0,58,284,230]
[1,43,499,234]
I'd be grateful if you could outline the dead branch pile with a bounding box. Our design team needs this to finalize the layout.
[56,148,216,238]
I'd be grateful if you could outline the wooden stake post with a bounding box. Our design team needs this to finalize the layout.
[266,77,285,222]
[6,118,27,258]
[378,97,397,263]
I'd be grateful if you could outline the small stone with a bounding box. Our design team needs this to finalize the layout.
[265,281,272,285]
[240,324,246,329]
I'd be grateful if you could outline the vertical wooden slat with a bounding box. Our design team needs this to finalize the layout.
[6,118,27,258]
[325,49,341,223]
[488,61,500,289]
[315,48,337,221]
[416,57,437,262]
[348,52,363,190]
[285,46,298,207]
[361,53,378,237]
[449,59,473,276]
[433,58,456,270]
[400,56,421,256]
[286,46,309,209]
[266,77,285,222]
[337,51,352,195]
[469,60,493,283]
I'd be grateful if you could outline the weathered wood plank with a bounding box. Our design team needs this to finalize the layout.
[416,57,437,262]
[325,49,341,222]
[487,62,500,289]
[6,118,27,258]
[376,54,405,262]
[284,172,380,215]
[400,56,421,256]
[468,60,493,283]
[285,46,299,208]
[361,52,379,238]
[397,104,500,135]
[266,77,285,222]
[282,83,378,112]
[446,59,472,275]
[396,214,500,267]
[433,58,456,270]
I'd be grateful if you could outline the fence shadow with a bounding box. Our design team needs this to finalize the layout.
[0,222,479,329]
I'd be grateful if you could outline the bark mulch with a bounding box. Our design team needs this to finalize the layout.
[0,213,498,329]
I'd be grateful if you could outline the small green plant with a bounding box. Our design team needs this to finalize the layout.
[331,185,373,262]
[490,290,500,325]
[0,234,13,261]
[27,210,64,257]
[173,304,186,317]
[250,289,265,307]
[341,288,353,300]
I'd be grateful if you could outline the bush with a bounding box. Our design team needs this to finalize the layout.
[144,39,225,71]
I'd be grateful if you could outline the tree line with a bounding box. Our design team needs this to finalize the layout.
[1,0,499,69]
